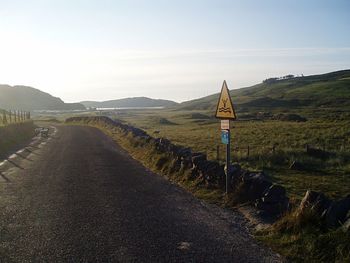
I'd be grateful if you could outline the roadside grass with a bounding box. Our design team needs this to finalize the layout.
[256,210,350,262]
[0,121,36,159]
[112,109,350,201]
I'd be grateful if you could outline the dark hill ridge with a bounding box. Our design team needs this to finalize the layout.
[178,69,350,112]
[0,85,85,111]
[80,97,178,108]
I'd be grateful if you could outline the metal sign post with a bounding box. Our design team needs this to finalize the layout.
[225,127,231,194]
[221,124,231,193]
[215,81,236,194]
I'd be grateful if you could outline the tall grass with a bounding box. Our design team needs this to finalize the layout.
[113,109,350,200]
[0,122,36,159]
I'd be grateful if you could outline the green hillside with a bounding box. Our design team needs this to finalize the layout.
[178,70,350,115]
[80,97,178,108]
[0,85,85,111]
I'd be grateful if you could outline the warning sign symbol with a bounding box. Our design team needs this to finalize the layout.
[215,80,236,120]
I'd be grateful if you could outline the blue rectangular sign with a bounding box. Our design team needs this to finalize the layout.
[221,130,229,144]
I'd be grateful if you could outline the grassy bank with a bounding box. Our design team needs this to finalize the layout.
[256,211,350,262]
[0,122,36,159]
[109,109,350,201]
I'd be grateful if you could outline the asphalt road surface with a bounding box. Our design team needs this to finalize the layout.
[0,125,283,262]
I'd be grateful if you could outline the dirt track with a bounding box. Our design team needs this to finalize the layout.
[0,125,282,262]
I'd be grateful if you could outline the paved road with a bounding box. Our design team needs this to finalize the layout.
[0,125,282,262]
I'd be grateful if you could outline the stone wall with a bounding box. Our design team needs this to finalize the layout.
[66,116,350,227]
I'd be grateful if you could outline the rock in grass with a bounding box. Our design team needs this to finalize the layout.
[255,184,289,216]
[289,160,306,170]
[297,191,350,228]
[298,190,332,217]
[325,195,350,228]
[306,146,332,159]
[240,172,273,202]
[191,153,207,168]
[343,211,350,232]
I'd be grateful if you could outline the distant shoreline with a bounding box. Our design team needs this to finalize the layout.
[33,106,165,113]
[96,106,165,110]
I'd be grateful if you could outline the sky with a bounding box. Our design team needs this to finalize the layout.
[0,0,349,103]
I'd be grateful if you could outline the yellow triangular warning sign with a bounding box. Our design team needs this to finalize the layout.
[215,80,236,120]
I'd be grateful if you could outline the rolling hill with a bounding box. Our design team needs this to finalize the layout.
[178,70,350,113]
[81,97,178,108]
[0,85,85,111]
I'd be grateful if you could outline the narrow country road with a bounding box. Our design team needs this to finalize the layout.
[0,125,282,262]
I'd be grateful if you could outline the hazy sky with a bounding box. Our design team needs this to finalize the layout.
[0,0,349,102]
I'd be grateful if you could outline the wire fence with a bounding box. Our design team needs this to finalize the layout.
[213,139,350,162]
[0,109,31,126]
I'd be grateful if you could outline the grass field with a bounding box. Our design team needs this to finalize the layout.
[105,108,350,201]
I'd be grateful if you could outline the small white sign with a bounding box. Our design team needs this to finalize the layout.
[221,119,230,130]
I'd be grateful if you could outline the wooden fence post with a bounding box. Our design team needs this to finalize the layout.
[2,110,7,125]
[247,145,250,158]
[216,145,220,161]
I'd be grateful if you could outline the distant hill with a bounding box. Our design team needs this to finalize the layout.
[81,97,178,108]
[0,85,85,111]
[178,70,350,113]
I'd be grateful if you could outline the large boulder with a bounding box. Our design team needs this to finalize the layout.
[228,164,243,188]
[325,195,350,228]
[198,160,224,186]
[296,191,350,228]
[191,153,207,168]
[255,184,289,216]
[177,147,192,159]
[237,172,273,202]
[154,138,172,152]
[297,190,332,218]
[343,211,350,232]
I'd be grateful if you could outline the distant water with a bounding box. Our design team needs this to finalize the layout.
[33,106,165,113]
[96,107,164,110]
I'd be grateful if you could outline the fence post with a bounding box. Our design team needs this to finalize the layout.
[247,145,250,158]
[2,110,7,125]
[216,145,220,161]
